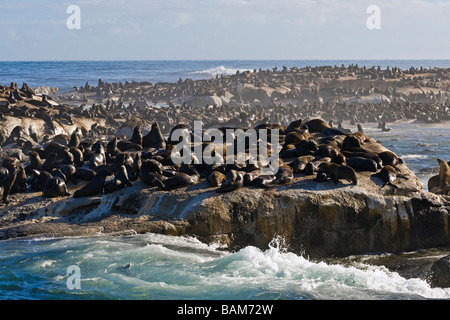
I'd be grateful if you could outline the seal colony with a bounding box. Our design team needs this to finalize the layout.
[0,64,449,261]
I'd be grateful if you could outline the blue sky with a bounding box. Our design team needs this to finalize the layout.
[0,0,449,60]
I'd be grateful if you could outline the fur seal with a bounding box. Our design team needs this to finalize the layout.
[41,153,57,172]
[253,174,277,188]
[43,177,70,198]
[437,158,450,194]
[154,172,198,191]
[342,151,383,169]
[11,166,27,193]
[346,157,378,172]
[428,174,441,193]
[318,162,358,185]
[25,151,43,174]
[73,169,112,198]
[243,169,261,186]
[2,157,20,171]
[0,167,19,204]
[290,155,315,173]
[129,125,143,146]
[303,119,330,133]
[372,165,408,189]
[275,167,294,184]
[217,170,244,193]
[68,131,80,148]
[104,165,132,193]
[74,167,97,181]
[30,170,53,191]
[88,142,106,168]
[207,171,226,187]
[139,159,166,186]
[143,122,166,149]
[378,151,403,167]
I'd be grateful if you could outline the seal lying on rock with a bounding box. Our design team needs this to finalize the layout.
[43,176,70,198]
[217,170,244,193]
[372,165,408,189]
[207,171,226,187]
[104,165,132,194]
[30,170,53,191]
[73,169,112,198]
[317,162,358,186]
[154,172,198,191]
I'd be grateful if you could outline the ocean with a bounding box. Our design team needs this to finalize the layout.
[1,60,450,93]
[0,60,449,301]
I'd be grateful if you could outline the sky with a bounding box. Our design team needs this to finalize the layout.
[0,0,449,61]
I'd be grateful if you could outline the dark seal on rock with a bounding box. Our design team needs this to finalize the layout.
[217,170,244,193]
[73,169,112,198]
[207,171,226,187]
[0,167,19,204]
[43,177,70,198]
[346,157,378,172]
[318,162,358,185]
[30,170,53,191]
[154,172,198,191]
[104,165,132,194]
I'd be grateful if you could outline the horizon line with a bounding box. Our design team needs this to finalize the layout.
[1,58,450,63]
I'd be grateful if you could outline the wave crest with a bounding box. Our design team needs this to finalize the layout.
[188,65,250,78]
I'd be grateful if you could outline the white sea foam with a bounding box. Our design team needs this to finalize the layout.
[2,233,450,300]
[402,154,429,160]
[188,65,251,78]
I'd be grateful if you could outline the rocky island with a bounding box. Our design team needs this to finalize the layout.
[0,64,449,286]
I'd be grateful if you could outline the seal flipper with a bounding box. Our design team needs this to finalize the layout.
[154,178,165,190]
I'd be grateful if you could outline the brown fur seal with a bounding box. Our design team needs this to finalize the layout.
[25,151,43,174]
[378,151,403,167]
[0,167,19,204]
[2,157,20,171]
[303,119,330,133]
[143,122,166,149]
[129,125,143,146]
[290,155,315,173]
[30,170,53,191]
[342,151,383,169]
[73,169,112,198]
[154,172,198,191]
[253,174,277,188]
[74,167,97,181]
[207,171,226,187]
[318,162,358,185]
[243,169,261,186]
[43,177,70,198]
[437,158,450,194]
[428,174,441,193]
[11,166,27,193]
[275,167,294,184]
[217,170,244,193]
[346,157,378,172]
[372,165,405,189]
[104,165,132,194]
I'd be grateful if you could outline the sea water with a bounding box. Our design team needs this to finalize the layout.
[0,60,449,300]
[1,60,450,93]
[1,234,450,300]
